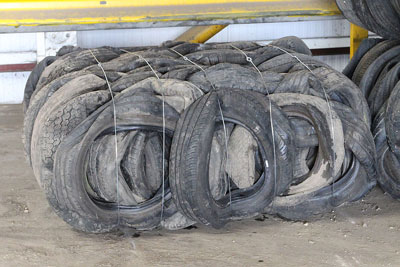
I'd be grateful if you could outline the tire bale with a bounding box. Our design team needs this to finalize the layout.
[345,38,400,199]
[336,0,400,40]
[22,35,376,232]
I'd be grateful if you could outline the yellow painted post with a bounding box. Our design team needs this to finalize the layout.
[175,25,227,43]
[350,23,368,58]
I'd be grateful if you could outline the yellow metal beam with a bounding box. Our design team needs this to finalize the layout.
[175,25,227,43]
[350,23,368,59]
[0,0,343,10]
[0,0,341,31]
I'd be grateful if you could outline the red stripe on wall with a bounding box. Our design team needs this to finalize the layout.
[0,63,36,72]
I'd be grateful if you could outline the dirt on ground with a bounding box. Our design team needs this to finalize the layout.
[1,104,400,267]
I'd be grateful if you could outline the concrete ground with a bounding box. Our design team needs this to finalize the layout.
[1,104,400,267]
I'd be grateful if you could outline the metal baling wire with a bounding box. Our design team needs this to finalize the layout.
[267,44,336,141]
[88,49,121,225]
[169,47,233,206]
[266,44,337,203]
[229,44,277,202]
[119,49,167,221]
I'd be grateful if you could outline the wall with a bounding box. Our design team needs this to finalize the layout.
[0,19,352,104]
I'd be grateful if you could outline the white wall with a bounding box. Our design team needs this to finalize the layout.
[0,33,37,52]
[77,27,191,48]
[0,20,352,104]
[0,33,36,104]
[0,72,30,104]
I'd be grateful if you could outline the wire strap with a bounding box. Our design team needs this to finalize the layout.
[267,44,335,141]
[230,44,278,200]
[120,49,166,221]
[88,49,121,224]
[170,47,232,206]
[266,44,337,202]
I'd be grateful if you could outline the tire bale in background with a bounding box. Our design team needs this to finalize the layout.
[345,38,400,199]
[336,0,400,40]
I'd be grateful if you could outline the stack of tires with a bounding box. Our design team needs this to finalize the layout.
[344,38,400,199]
[23,36,376,233]
[336,0,400,40]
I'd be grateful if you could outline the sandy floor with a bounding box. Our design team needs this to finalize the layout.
[1,104,400,267]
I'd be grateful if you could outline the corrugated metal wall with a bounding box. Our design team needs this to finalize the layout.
[0,20,352,104]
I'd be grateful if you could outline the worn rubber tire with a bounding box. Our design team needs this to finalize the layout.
[50,92,181,233]
[342,38,383,79]
[352,40,400,87]
[23,56,57,113]
[170,89,294,228]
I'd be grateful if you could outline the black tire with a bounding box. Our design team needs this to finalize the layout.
[391,0,400,15]
[373,106,400,199]
[170,89,294,228]
[266,94,375,219]
[50,92,181,233]
[312,67,371,126]
[23,56,57,113]
[359,45,400,98]
[268,36,312,56]
[257,53,328,73]
[269,93,345,195]
[276,67,371,126]
[365,0,400,37]
[187,63,283,94]
[352,40,400,87]
[269,158,374,220]
[368,62,400,119]
[342,38,383,79]
[30,74,107,184]
[351,0,394,39]
[38,77,204,232]
[23,70,92,164]
[335,0,366,28]
[35,48,119,91]
[384,82,400,160]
